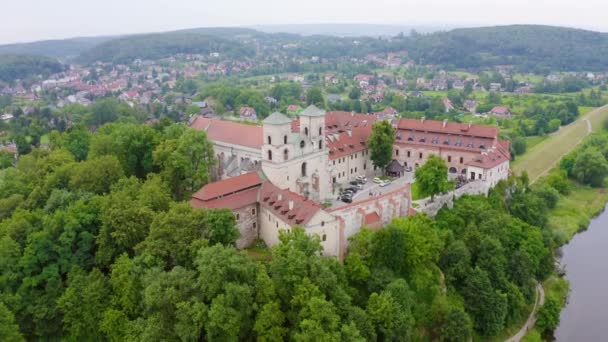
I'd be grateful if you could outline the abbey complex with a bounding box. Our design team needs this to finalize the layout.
[190,105,510,258]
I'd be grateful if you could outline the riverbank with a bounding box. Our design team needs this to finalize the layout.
[520,160,608,340]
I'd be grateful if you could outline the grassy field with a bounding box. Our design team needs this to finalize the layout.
[512,104,608,182]
[546,182,608,242]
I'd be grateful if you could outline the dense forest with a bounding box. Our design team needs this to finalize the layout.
[76,32,256,64]
[403,25,608,72]
[0,54,64,82]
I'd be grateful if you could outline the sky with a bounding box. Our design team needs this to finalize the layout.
[1,0,607,44]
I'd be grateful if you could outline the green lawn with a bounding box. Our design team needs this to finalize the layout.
[512,104,608,182]
[524,135,548,150]
[411,182,424,201]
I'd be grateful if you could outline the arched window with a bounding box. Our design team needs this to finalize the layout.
[301,162,307,177]
[283,148,289,161]
[268,150,272,160]
[267,136,272,144]
[284,135,287,144]
[300,140,305,148]
[304,127,309,136]
[319,127,322,135]
[318,140,323,149]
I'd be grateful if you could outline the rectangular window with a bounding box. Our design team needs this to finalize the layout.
[460,157,464,164]
[253,222,257,229]
[252,208,256,215]
[419,152,423,159]
[396,149,399,156]
[355,167,358,173]
[236,213,240,221]
[448,156,452,163]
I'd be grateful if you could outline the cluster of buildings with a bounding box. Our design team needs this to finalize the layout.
[190,105,511,258]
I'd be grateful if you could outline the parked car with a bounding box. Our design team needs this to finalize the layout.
[405,166,413,172]
[356,175,368,183]
[341,196,353,203]
[373,177,382,184]
[345,186,359,193]
[379,180,392,187]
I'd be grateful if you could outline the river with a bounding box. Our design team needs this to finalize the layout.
[555,206,608,341]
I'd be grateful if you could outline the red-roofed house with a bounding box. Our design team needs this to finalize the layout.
[489,106,512,118]
[239,106,258,120]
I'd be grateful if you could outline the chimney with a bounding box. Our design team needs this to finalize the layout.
[277,194,282,201]
[443,119,448,128]
[468,122,472,129]
[420,117,425,124]
[289,200,294,210]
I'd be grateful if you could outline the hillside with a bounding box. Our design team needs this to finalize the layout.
[77,32,255,64]
[404,25,608,71]
[0,36,115,59]
[0,54,64,82]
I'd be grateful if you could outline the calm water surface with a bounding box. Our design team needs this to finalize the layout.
[555,206,608,341]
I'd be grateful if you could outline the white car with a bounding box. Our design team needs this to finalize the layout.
[373,177,382,184]
[356,175,368,183]
[379,180,392,187]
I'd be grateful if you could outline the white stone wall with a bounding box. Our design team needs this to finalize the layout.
[234,204,260,249]
[329,185,410,242]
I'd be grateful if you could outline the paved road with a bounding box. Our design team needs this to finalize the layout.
[505,284,546,342]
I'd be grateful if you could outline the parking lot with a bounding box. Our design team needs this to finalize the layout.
[329,172,414,208]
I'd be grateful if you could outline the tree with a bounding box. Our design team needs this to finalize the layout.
[415,155,453,201]
[536,296,561,334]
[572,147,608,187]
[89,123,160,178]
[57,268,110,340]
[462,267,507,337]
[441,307,472,342]
[63,125,91,161]
[154,127,215,199]
[306,87,325,108]
[368,121,395,173]
[0,302,24,342]
[254,301,287,341]
[68,156,124,194]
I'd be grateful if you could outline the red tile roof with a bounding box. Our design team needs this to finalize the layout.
[191,172,263,201]
[397,118,498,139]
[364,212,380,225]
[325,111,378,160]
[192,187,260,210]
[190,116,263,149]
[259,182,323,226]
[466,148,510,168]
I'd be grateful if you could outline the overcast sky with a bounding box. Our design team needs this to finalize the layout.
[1,0,607,44]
